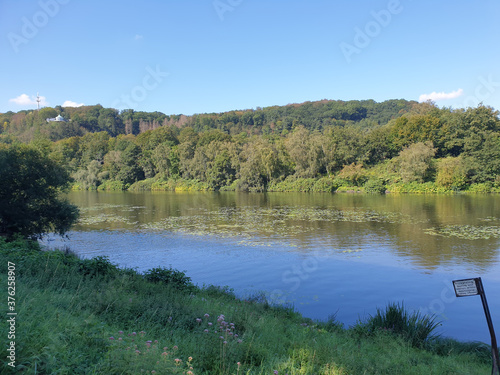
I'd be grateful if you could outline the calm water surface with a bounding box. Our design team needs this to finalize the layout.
[46,191,500,343]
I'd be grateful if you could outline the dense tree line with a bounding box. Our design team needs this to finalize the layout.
[1,100,500,192]
[0,99,413,142]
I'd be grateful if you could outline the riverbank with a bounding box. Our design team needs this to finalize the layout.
[72,176,500,194]
[0,238,492,374]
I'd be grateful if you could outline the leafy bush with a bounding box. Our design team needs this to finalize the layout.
[79,256,120,278]
[337,163,367,186]
[97,180,126,191]
[467,183,493,193]
[143,266,195,291]
[364,178,387,194]
[268,177,338,192]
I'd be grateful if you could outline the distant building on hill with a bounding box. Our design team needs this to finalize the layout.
[46,114,66,122]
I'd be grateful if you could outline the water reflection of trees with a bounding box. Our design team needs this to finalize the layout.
[69,191,500,271]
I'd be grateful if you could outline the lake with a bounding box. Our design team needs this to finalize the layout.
[45,191,500,344]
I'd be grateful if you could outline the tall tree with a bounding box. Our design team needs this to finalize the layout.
[0,144,79,239]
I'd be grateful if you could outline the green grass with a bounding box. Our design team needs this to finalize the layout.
[0,238,493,374]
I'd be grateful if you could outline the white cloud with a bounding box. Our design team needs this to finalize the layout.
[419,88,464,102]
[9,93,48,106]
[62,100,85,107]
[134,34,143,41]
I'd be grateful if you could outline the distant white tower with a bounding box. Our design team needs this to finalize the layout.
[36,93,41,111]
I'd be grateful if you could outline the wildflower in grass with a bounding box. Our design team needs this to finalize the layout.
[131,332,137,336]
[174,358,182,365]
[187,372,194,375]
[274,371,278,375]
[237,339,242,343]
[204,329,209,333]
[109,336,115,340]
[219,336,224,340]
[204,313,209,318]
[208,322,213,326]
[154,340,158,344]
[139,331,146,336]
[173,345,178,350]
[151,371,156,374]
[163,347,168,350]
[196,318,202,323]
[188,356,193,362]
[118,330,124,335]
[161,352,168,356]
[223,341,227,344]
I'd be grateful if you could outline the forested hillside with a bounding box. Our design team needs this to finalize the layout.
[1,99,499,193]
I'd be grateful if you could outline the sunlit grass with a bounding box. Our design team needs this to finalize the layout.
[1,238,492,374]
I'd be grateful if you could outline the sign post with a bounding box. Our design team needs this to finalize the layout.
[453,277,500,375]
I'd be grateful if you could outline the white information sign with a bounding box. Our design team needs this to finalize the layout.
[453,278,479,297]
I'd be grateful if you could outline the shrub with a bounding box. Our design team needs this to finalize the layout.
[337,163,367,186]
[143,266,195,291]
[467,183,492,193]
[397,142,436,183]
[364,178,386,194]
[79,256,120,279]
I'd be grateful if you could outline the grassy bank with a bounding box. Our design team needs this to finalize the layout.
[1,238,492,374]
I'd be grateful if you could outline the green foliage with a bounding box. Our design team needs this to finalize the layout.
[0,143,79,239]
[337,163,367,186]
[435,157,469,190]
[397,142,436,183]
[143,266,195,292]
[387,181,452,194]
[268,176,338,192]
[73,160,106,190]
[79,255,120,279]
[97,180,127,191]
[4,102,500,194]
[364,178,387,194]
[357,302,441,348]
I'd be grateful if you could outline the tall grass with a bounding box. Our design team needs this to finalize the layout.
[0,238,492,374]
[356,302,441,347]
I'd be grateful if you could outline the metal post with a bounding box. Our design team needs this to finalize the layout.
[475,277,500,375]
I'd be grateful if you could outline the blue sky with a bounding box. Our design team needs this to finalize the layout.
[1,0,499,115]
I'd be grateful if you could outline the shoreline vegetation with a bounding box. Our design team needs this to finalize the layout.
[2,100,500,196]
[73,175,500,195]
[1,238,493,374]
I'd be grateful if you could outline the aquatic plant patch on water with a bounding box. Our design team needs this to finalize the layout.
[424,225,500,240]
[78,213,138,226]
[140,206,422,247]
